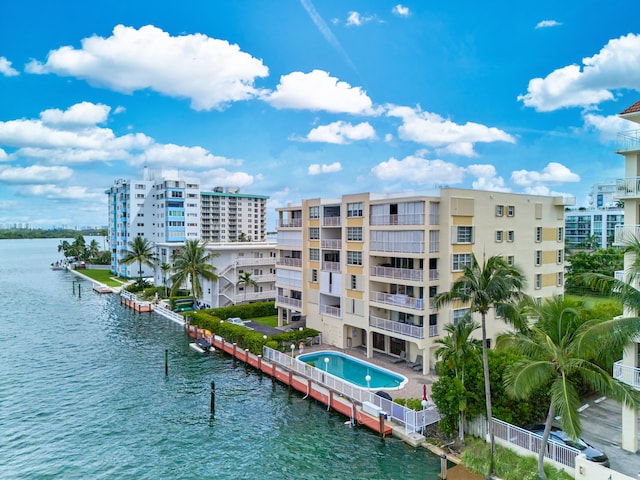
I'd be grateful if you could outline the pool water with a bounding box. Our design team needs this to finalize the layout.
[298,351,407,389]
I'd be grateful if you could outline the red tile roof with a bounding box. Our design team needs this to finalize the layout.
[621,100,640,115]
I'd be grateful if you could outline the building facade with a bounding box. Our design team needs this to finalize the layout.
[564,207,624,249]
[200,188,268,243]
[275,188,573,374]
[612,100,640,452]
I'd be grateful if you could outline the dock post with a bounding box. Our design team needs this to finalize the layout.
[78,283,81,298]
[72,280,76,294]
[165,349,168,376]
[257,355,262,372]
[245,348,250,363]
[379,412,386,437]
[210,381,215,415]
[440,454,447,479]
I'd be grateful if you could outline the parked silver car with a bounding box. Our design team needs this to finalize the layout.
[531,426,610,467]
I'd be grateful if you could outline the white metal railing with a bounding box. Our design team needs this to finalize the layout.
[276,295,302,309]
[278,218,302,228]
[370,265,423,282]
[613,224,640,245]
[262,346,440,433]
[617,129,640,153]
[370,241,424,254]
[370,291,425,310]
[277,257,303,267]
[320,305,341,317]
[429,269,439,281]
[613,360,640,389]
[466,417,580,469]
[153,303,186,325]
[370,214,425,226]
[321,239,342,249]
[322,217,341,227]
[429,242,439,253]
[369,315,424,339]
[235,257,275,266]
[616,177,640,197]
[428,325,438,337]
[225,290,277,303]
[321,261,341,272]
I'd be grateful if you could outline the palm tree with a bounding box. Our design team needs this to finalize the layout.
[88,239,100,261]
[57,240,71,259]
[236,271,258,304]
[434,315,481,442]
[160,262,172,297]
[497,296,640,480]
[120,236,157,286]
[169,240,219,308]
[433,253,524,477]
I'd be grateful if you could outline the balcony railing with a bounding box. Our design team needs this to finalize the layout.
[322,216,341,227]
[321,261,341,272]
[370,241,424,254]
[278,218,302,228]
[615,177,640,198]
[276,257,302,267]
[428,325,438,337]
[369,315,424,339]
[321,239,342,249]
[235,257,275,266]
[370,214,424,226]
[617,129,640,153]
[320,305,341,317]
[369,291,425,310]
[613,360,640,389]
[276,295,302,309]
[429,269,439,281]
[613,225,640,246]
[370,265,423,282]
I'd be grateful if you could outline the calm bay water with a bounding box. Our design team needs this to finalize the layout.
[0,238,440,479]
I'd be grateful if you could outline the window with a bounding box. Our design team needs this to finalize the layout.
[495,230,503,242]
[453,308,470,325]
[311,269,318,282]
[309,206,320,219]
[535,226,542,243]
[507,255,514,266]
[507,205,515,217]
[309,248,319,261]
[309,227,320,240]
[535,250,542,266]
[347,251,363,265]
[454,226,474,243]
[507,230,515,242]
[557,227,564,241]
[535,273,542,290]
[347,227,363,241]
[452,253,472,271]
[347,202,363,217]
[557,272,564,286]
[557,249,563,264]
[496,205,504,216]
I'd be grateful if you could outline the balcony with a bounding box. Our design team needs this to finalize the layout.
[276,295,302,309]
[370,265,423,282]
[428,325,438,337]
[615,177,640,198]
[370,291,425,311]
[429,269,439,281]
[278,218,302,228]
[322,216,341,227]
[370,214,424,226]
[613,360,640,390]
[613,225,640,246]
[370,241,424,254]
[617,129,640,153]
[276,257,302,268]
[235,257,276,266]
[320,304,341,317]
[321,239,342,249]
[369,315,424,339]
[321,261,341,272]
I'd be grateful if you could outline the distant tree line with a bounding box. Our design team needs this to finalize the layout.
[0,227,107,240]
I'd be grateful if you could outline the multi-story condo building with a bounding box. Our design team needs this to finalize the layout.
[275,188,573,374]
[612,99,640,452]
[107,169,269,278]
[564,207,624,249]
[588,182,619,209]
[154,241,277,308]
[200,188,268,243]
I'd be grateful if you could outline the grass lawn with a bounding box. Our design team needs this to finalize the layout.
[566,293,622,308]
[75,268,128,287]
[249,315,278,327]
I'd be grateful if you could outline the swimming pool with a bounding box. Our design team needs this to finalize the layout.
[297,351,408,390]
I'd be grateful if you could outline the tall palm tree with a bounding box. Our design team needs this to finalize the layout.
[88,239,100,261]
[236,271,258,304]
[160,262,172,297]
[120,236,157,286]
[169,240,219,308]
[434,315,481,442]
[497,296,640,480]
[433,253,524,477]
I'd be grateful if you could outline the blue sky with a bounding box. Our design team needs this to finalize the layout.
[1,0,640,229]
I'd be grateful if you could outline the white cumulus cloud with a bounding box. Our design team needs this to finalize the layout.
[392,5,410,17]
[17,184,103,200]
[511,162,580,187]
[583,112,633,142]
[0,165,74,184]
[266,70,376,114]
[518,33,640,112]
[0,57,19,76]
[308,162,342,175]
[305,121,375,144]
[535,20,562,29]
[26,24,269,111]
[467,164,510,192]
[134,144,240,169]
[40,102,111,127]
[371,155,466,185]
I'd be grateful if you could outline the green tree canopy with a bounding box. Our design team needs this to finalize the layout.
[169,240,219,308]
[120,236,157,285]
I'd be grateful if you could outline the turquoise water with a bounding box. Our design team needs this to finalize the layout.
[297,351,407,389]
[0,238,440,479]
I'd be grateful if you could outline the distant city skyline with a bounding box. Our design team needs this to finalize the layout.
[1,0,640,229]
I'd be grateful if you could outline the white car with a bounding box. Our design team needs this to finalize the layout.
[226,317,245,326]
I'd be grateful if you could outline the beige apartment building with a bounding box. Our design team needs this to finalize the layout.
[612,99,640,452]
[275,188,573,374]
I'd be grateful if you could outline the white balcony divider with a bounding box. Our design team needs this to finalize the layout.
[369,315,424,339]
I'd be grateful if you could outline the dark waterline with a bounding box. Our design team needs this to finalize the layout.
[0,239,440,479]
